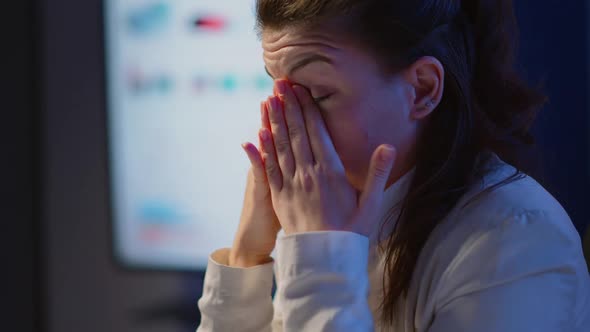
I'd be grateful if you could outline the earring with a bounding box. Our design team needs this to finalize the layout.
[424,99,435,109]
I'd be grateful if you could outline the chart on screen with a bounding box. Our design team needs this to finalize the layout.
[104,0,271,269]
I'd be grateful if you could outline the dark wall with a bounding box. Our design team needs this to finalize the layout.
[1,1,40,331]
[41,0,198,331]
[514,1,589,234]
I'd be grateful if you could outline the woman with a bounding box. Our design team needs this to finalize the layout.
[197,0,590,331]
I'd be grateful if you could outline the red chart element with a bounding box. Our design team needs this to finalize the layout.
[193,15,227,31]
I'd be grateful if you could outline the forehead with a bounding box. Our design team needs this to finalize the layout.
[262,26,338,50]
[261,26,350,74]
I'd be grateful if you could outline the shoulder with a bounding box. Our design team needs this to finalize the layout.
[447,153,577,244]
[427,154,589,318]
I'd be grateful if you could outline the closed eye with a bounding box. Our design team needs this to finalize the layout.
[313,94,332,104]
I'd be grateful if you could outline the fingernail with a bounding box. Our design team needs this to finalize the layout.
[242,142,253,151]
[276,80,287,94]
[271,96,280,112]
[380,145,394,162]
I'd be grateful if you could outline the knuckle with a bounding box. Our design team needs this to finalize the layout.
[374,165,390,179]
[269,115,282,125]
[314,164,332,180]
[296,168,315,193]
[265,161,278,176]
[275,139,291,153]
[288,124,302,138]
[302,173,314,193]
[315,163,329,175]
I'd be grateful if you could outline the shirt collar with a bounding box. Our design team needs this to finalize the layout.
[368,167,415,247]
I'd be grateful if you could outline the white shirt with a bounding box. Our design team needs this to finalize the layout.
[196,152,590,331]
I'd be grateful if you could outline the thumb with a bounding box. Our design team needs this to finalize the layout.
[358,144,396,213]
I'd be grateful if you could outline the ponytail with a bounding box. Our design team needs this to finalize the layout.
[461,0,546,160]
[379,0,547,324]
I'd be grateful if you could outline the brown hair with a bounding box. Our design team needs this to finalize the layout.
[256,0,546,325]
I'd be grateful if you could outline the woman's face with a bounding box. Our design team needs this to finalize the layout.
[262,26,423,190]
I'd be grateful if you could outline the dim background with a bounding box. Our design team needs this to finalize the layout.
[3,0,590,331]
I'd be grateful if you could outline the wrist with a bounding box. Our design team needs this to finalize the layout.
[228,248,273,268]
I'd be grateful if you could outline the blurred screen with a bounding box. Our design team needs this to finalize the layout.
[104,0,270,269]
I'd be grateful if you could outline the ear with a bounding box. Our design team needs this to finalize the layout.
[401,56,444,120]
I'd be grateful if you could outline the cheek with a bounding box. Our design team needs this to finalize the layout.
[367,94,410,145]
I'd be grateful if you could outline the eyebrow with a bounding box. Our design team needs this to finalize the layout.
[265,53,333,79]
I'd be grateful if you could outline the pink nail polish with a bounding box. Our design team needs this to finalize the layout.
[277,80,287,94]
[271,97,280,112]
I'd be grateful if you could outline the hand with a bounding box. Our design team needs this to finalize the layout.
[230,102,281,268]
[259,80,396,237]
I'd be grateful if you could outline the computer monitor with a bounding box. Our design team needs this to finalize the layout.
[104,0,270,269]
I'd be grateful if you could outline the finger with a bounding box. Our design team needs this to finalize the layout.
[267,95,296,178]
[241,142,266,184]
[257,124,271,184]
[292,84,343,171]
[276,80,314,167]
[260,101,271,152]
[259,127,283,191]
[358,145,396,213]
[261,100,271,131]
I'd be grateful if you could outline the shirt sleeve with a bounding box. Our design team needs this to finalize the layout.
[197,231,375,332]
[196,248,279,332]
[275,231,374,332]
[428,209,590,332]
